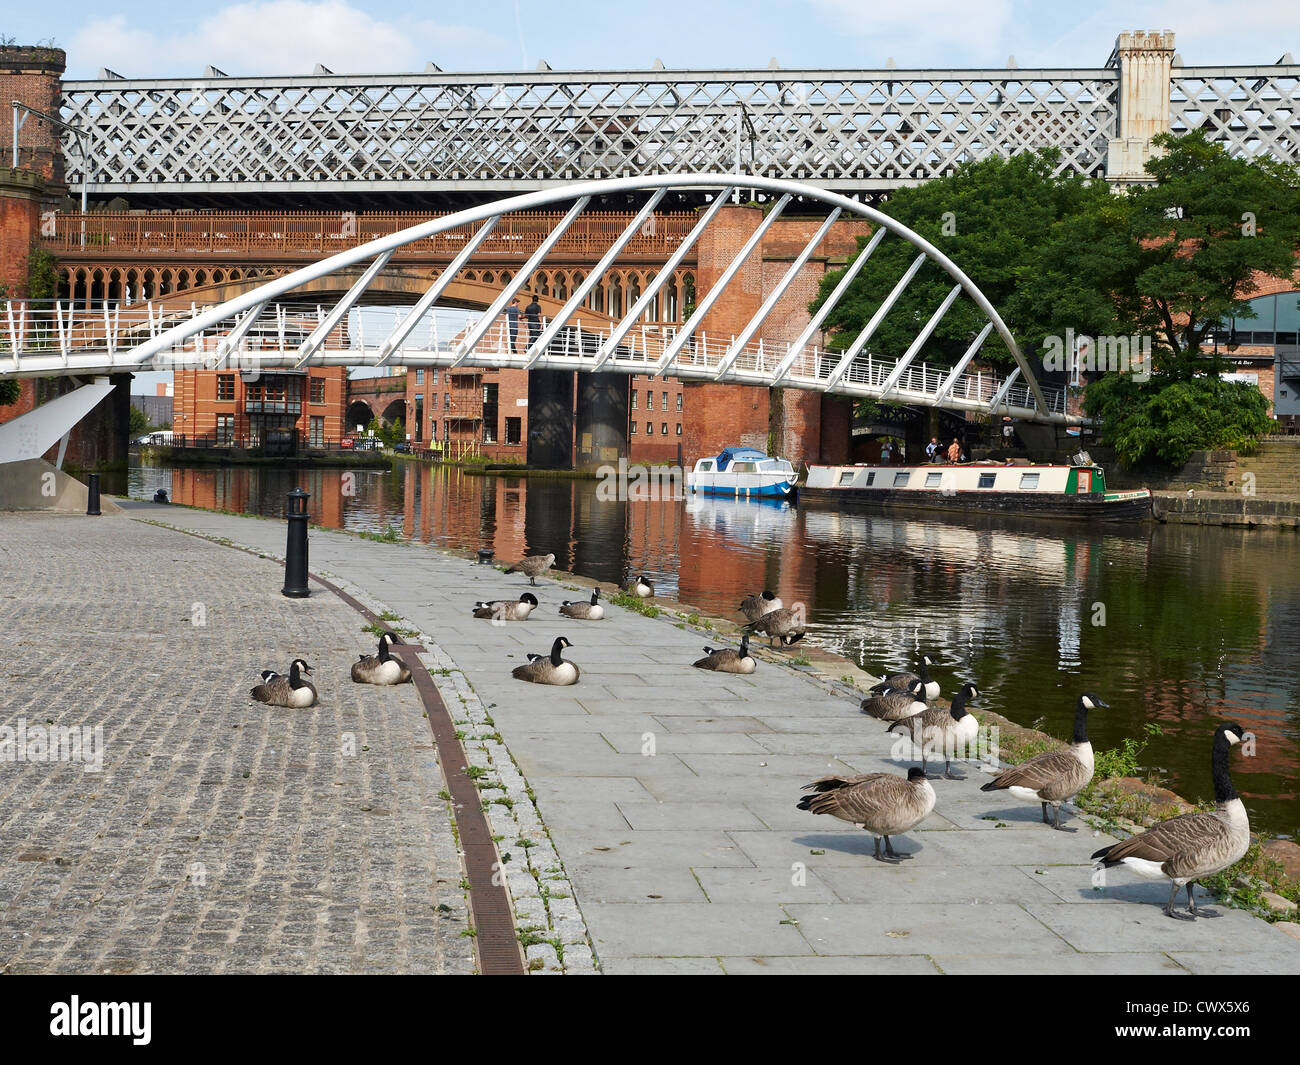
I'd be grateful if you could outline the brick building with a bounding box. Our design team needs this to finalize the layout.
[172,367,347,451]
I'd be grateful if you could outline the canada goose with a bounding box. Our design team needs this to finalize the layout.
[511,636,580,686]
[351,631,412,685]
[1092,723,1250,921]
[870,652,940,702]
[627,574,655,598]
[693,633,756,674]
[888,682,981,779]
[798,768,936,864]
[979,692,1107,829]
[746,607,805,647]
[505,553,555,586]
[472,592,539,621]
[559,589,604,620]
[738,590,782,623]
[250,658,317,708]
[860,679,928,722]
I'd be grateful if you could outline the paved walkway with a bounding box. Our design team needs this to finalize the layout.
[0,512,474,975]
[124,500,1300,975]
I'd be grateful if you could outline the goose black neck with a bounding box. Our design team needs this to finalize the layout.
[550,641,565,666]
[377,640,391,662]
[1211,732,1238,803]
[950,691,968,719]
[590,591,599,604]
[739,634,749,654]
[916,660,931,682]
[1072,701,1090,744]
[289,664,303,688]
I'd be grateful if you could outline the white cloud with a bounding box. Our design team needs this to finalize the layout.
[807,0,1017,65]
[68,1,508,77]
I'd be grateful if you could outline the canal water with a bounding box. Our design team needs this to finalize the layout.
[128,458,1299,838]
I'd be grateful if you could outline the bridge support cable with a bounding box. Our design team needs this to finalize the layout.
[987,366,1022,413]
[590,187,735,371]
[770,225,886,385]
[294,251,394,368]
[876,284,963,399]
[451,196,592,367]
[374,216,500,367]
[713,207,842,380]
[651,193,793,378]
[523,189,667,368]
[822,252,928,391]
[214,301,270,369]
[931,322,995,405]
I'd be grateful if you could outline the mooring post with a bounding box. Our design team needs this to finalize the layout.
[86,473,101,516]
[282,487,311,598]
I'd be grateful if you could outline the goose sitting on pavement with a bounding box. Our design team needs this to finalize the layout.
[746,607,805,647]
[512,636,580,686]
[250,658,318,708]
[738,590,782,624]
[626,574,655,599]
[505,553,555,586]
[979,692,1107,830]
[693,633,756,674]
[860,679,928,723]
[351,631,412,685]
[559,589,604,620]
[1091,722,1251,921]
[472,592,539,621]
[797,769,936,864]
[887,682,981,779]
[870,651,941,702]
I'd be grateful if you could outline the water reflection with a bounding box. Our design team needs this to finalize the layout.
[127,458,1299,836]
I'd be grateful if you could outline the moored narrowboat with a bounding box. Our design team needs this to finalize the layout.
[800,461,1152,522]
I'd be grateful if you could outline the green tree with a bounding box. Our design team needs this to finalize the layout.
[128,404,152,438]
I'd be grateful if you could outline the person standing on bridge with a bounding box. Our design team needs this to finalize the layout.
[524,296,542,350]
[506,298,520,354]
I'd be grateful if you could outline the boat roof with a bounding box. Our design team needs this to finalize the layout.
[715,446,771,468]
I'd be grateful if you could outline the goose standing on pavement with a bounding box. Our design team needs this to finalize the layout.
[351,631,412,685]
[738,590,782,624]
[887,682,981,779]
[250,658,318,707]
[980,692,1107,829]
[626,574,655,599]
[747,606,805,647]
[797,769,936,864]
[693,633,756,674]
[870,652,940,702]
[559,589,604,620]
[860,679,928,723]
[472,592,539,621]
[512,636,580,686]
[505,553,555,586]
[1092,723,1251,921]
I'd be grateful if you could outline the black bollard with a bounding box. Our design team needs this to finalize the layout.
[282,488,311,598]
[477,548,495,565]
[86,473,102,516]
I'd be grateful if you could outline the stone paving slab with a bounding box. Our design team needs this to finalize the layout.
[118,502,1300,976]
[0,513,473,975]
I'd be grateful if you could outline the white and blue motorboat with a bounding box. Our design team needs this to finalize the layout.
[687,447,797,498]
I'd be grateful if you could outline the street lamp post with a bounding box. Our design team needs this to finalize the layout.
[11,98,93,244]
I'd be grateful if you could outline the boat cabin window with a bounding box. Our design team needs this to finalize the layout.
[924,472,943,487]
[838,470,856,486]
[698,460,713,472]
[977,473,997,488]
[864,472,875,486]
[1019,472,1040,490]
[893,472,910,487]
[732,462,757,473]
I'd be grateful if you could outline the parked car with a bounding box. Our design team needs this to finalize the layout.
[392,442,412,454]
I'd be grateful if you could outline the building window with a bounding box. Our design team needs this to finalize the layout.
[676,423,682,436]
[676,393,682,412]
[661,422,668,435]
[217,374,235,401]
[215,414,234,445]
[416,368,424,385]
[309,415,324,447]
[630,421,637,434]
[646,422,652,435]
[414,396,424,443]
[505,417,521,446]
[646,390,653,410]
[431,368,439,384]
[444,393,451,409]
[310,377,325,404]
[631,390,637,409]
[662,392,668,411]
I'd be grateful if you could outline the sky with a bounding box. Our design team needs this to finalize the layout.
[4,0,1296,77]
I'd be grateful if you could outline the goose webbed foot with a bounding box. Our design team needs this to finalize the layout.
[1164,904,1197,921]
[1051,805,1076,832]
[943,762,966,780]
[871,836,902,864]
[1187,885,1221,918]
[883,836,913,861]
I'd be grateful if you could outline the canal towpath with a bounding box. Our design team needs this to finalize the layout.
[83,498,1300,975]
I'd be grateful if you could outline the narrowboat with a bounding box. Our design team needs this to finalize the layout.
[687,447,797,498]
[800,460,1151,522]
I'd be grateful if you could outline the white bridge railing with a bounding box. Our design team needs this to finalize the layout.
[0,298,1067,421]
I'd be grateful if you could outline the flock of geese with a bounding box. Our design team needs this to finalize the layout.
[252,549,1253,924]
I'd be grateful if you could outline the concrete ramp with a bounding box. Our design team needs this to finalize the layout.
[0,457,121,513]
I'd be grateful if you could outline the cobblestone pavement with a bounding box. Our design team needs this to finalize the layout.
[0,513,474,975]
[133,501,1300,976]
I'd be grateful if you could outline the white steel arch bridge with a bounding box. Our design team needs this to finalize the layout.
[0,175,1079,465]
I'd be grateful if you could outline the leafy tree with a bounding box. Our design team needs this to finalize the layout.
[129,404,152,437]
